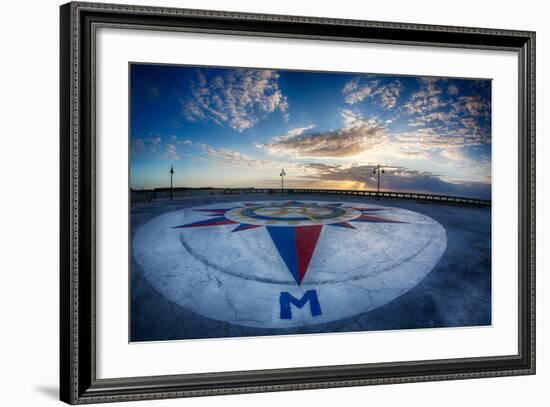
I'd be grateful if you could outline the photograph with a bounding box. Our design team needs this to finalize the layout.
[52,0,536,404]
[129,63,492,342]
[0,0,542,405]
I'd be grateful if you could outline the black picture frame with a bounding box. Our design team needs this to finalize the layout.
[60,2,536,404]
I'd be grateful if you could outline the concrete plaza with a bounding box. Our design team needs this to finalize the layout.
[130,194,491,342]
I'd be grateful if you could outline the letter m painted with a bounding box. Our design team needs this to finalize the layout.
[279,290,322,320]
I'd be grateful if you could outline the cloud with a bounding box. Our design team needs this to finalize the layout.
[440,149,465,161]
[343,76,403,109]
[402,78,446,114]
[131,135,162,154]
[437,149,491,184]
[394,150,431,159]
[259,111,387,158]
[303,163,491,199]
[197,143,270,168]
[399,78,491,147]
[163,144,180,160]
[156,139,490,199]
[394,128,467,149]
[182,68,288,132]
[185,141,297,171]
[284,125,316,137]
[304,163,343,172]
[258,103,488,162]
[377,121,489,161]
[453,95,491,117]
[386,127,485,161]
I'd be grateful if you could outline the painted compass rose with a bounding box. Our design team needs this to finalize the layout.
[173,201,404,285]
[132,200,447,328]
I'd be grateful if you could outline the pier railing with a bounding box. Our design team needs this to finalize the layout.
[131,187,491,207]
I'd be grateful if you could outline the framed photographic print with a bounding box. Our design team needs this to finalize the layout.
[60,1,536,404]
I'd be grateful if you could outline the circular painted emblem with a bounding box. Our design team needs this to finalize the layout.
[133,200,447,328]
[225,202,361,226]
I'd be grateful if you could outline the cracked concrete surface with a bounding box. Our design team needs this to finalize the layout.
[130,194,491,341]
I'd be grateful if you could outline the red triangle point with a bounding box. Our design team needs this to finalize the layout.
[295,225,323,284]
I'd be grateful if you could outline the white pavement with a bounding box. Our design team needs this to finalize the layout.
[133,200,447,328]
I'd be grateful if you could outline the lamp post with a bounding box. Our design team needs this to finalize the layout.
[373,164,384,200]
[169,164,174,201]
[280,169,286,195]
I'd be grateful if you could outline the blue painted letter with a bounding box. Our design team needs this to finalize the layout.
[279,290,322,319]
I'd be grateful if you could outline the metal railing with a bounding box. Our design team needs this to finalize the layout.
[131,187,491,207]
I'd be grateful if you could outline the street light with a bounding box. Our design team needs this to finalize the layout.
[169,164,174,201]
[280,169,286,195]
[373,164,384,200]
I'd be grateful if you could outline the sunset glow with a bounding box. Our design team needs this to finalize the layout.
[130,64,491,199]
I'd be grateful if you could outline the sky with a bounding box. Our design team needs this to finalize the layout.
[130,63,492,199]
